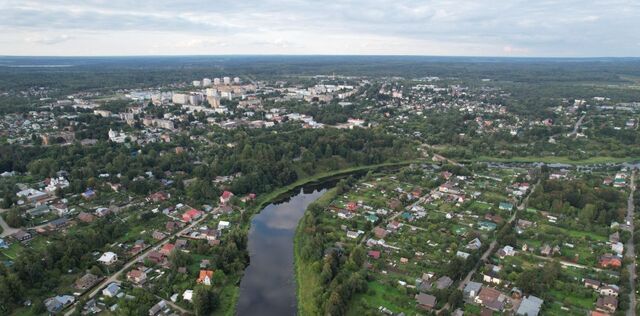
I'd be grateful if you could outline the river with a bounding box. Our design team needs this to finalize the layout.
[236,184,329,316]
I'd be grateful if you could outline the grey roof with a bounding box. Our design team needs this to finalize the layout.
[516,295,543,316]
[463,281,482,296]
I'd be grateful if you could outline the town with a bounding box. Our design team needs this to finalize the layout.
[0,55,640,316]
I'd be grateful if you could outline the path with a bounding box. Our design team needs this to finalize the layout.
[64,213,210,316]
[570,113,587,137]
[0,208,19,238]
[626,170,637,316]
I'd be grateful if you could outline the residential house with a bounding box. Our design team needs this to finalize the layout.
[220,191,234,204]
[436,276,453,290]
[415,293,437,310]
[152,231,166,240]
[12,230,32,242]
[102,283,121,297]
[159,243,175,256]
[483,264,503,285]
[44,295,75,313]
[596,296,618,313]
[98,252,118,265]
[78,211,96,223]
[182,209,203,222]
[75,273,99,290]
[374,227,387,239]
[464,281,483,300]
[368,250,381,259]
[149,300,167,316]
[599,254,622,268]
[497,245,515,258]
[127,269,147,285]
[197,270,214,285]
[584,278,601,290]
[516,295,543,316]
[475,287,506,311]
[466,238,482,250]
[600,284,620,297]
[147,251,164,265]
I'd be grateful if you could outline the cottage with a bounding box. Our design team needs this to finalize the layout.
[102,282,121,297]
[368,250,381,259]
[436,276,453,290]
[584,278,601,290]
[596,295,618,313]
[220,191,234,205]
[147,251,164,264]
[152,231,166,241]
[600,284,620,297]
[609,231,620,243]
[415,293,437,310]
[611,242,624,255]
[466,238,482,250]
[98,252,118,265]
[160,243,175,256]
[166,221,181,232]
[498,245,515,258]
[12,230,32,242]
[127,269,147,285]
[499,202,513,211]
[599,254,622,268]
[374,227,387,239]
[217,220,230,230]
[44,295,75,313]
[197,270,214,285]
[483,264,502,285]
[475,287,506,311]
[182,209,203,222]
[75,273,99,290]
[516,295,543,316]
[464,281,483,300]
[78,211,96,223]
[182,289,194,302]
[149,300,167,316]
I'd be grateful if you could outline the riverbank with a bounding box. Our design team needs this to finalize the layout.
[221,160,420,316]
[294,187,338,316]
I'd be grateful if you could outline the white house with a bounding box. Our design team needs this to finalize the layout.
[98,252,118,265]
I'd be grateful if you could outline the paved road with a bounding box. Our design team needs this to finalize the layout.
[64,213,209,316]
[626,171,637,316]
[0,208,19,238]
[570,113,586,137]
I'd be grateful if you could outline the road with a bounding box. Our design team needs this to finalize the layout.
[0,208,19,238]
[626,171,637,316]
[64,213,209,316]
[570,113,586,137]
[434,179,540,314]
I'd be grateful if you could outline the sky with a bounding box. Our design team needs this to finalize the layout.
[0,0,639,57]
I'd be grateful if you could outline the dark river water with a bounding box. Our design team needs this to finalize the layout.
[236,185,328,316]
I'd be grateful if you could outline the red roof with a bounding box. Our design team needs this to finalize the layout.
[368,250,381,259]
[221,191,234,199]
[160,243,175,255]
[197,270,214,283]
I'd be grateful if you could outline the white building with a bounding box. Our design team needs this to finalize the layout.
[233,77,240,84]
[213,78,221,85]
[192,80,201,87]
[223,77,231,85]
[172,93,189,105]
[202,78,212,87]
[97,252,118,265]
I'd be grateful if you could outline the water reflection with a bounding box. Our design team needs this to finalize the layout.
[236,187,326,316]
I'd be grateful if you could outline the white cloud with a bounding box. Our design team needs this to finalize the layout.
[0,0,638,56]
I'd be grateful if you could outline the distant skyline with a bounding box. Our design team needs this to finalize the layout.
[0,0,639,57]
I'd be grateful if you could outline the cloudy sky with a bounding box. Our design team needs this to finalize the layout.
[0,0,639,57]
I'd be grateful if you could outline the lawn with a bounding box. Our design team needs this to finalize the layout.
[345,281,417,316]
